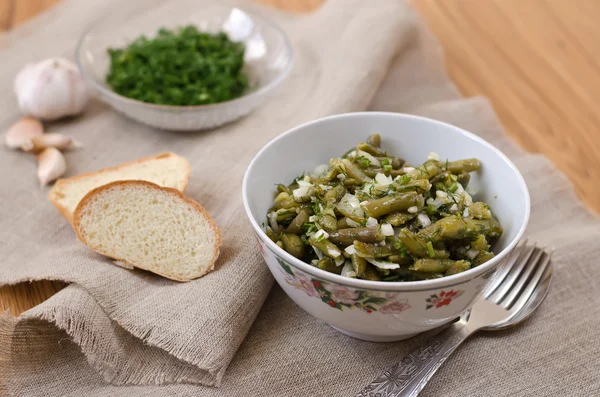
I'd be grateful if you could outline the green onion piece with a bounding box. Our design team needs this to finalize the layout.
[426,241,435,258]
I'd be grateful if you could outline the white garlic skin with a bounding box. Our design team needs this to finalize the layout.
[37,147,67,186]
[14,58,89,121]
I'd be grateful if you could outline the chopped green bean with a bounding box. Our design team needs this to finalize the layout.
[367,134,381,148]
[316,258,342,274]
[362,192,424,218]
[281,234,305,259]
[447,158,481,174]
[286,210,309,234]
[309,235,343,259]
[328,227,383,245]
[351,254,367,278]
[267,135,502,281]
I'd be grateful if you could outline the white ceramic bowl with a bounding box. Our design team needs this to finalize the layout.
[76,2,293,130]
[243,112,530,342]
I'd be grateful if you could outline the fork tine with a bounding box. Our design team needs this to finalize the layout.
[502,246,545,308]
[489,243,537,303]
[507,248,553,313]
[484,240,527,299]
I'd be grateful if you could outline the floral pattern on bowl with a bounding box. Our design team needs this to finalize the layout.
[277,257,413,314]
[425,290,464,310]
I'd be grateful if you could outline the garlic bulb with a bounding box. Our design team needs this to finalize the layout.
[14,58,89,120]
[4,117,43,148]
[37,147,66,186]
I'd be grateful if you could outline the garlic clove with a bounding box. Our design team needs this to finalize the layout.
[21,133,82,153]
[4,117,44,149]
[14,58,89,121]
[37,147,66,186]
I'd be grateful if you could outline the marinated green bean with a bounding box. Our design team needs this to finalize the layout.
[309,235,343,259]
[362,265,381,281]
[351,254,367,278]
[328,227,383,245]
[384,212,417,227]
[267,135,503,281]
[467,202,492,220]
[445,260,471,275]
[353,241,398,258]
[357,142,387,157]
[447,158,481,174]
[317,258,342,274]
[281,234,305,259]
[362,192,424,218]
[285,210,309,234]
[367,134,381,148]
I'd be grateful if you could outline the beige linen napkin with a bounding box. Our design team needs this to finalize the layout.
[2,0,600,396]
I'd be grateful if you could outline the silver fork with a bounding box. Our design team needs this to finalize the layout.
[356,241,553,397]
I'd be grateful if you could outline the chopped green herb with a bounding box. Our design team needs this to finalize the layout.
[398,174,411,185]
[426,241,435,258]
[383,164,393,172]
[357,156,371,168]
[106,26,249,106]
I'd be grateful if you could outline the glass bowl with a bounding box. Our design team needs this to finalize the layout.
[76,1,293,131]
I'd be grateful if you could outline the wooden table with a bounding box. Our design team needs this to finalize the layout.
[1,0,599,317]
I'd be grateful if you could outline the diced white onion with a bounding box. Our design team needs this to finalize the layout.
[269,212,280,233]
[366,217,378,227]
[381,223,394,236]
[313,229,329,240]
[347,150,357,158]
[407,206,418,214]
[436,190,448,199]
[334,255,345,265]
[309,215,317,222]
[375,172,391,186]
[466,249,480,260]
[341,261,357,278]
[337,173,346,180]
[345,245,357,255]
[463,208,470,218]
[463,191,474,206]
[313,164,329,176]
[365,258,400,269]
[402,167,415,173]
[311,259,319,266]
[319,184,332,191]
[360,201,368,206]
[427,152,441,161]
[297,180,313,187]
[339,193,365,218]
[357,150,381,167]
[313,246,324,260]
[450,204,459,212]
[417,213,431,227]
[328,247,342,258]
[455,183,465,194]
[293,185,311,200]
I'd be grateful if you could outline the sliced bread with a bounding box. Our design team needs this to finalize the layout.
[73,180,220,282]
[49,153,190,223]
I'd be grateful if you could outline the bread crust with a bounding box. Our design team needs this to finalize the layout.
[48,153,191,224]
[72,180,221,282]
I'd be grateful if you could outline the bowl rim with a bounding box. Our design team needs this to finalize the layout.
[242,111,531,291]
[75,3,294,111]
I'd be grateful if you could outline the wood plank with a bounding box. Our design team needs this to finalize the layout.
[412,0,600,212]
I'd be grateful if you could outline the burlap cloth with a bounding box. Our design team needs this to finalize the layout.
[0,0,598,395]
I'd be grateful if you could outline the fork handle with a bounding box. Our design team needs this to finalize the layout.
[355,321,476,397]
